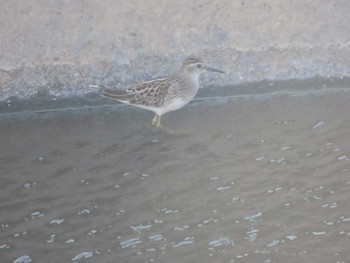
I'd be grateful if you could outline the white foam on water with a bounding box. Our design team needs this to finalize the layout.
[50,219,64,225]
[266,240,280,247]
[30,211,44,219]
[255,156,265,161]
[246,228,260,241]
[120,237,142,248]
[88,229,97,235]
[148,234,164,241]
[244,212,262,222]
[208,237,234,247]
[0,244,10,249]
[13,255,32,263]
[312,121,325,129]
[172,236,194,248]
[321,202,338,208]
[46,234,56,243]
[65,239,75,244]
[71,251,93,261]
[281,146,290,150]
[337,155,348,161]
[131,224,152,233]
[312,231,327,236]
[285,235,297,241]
[340,216,350,222]
[216,185,232,192]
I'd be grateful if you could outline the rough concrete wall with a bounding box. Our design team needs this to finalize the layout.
[1,0,350,100]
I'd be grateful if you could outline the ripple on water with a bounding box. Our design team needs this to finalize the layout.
[120,237,142,249]
[172,236,194,248]
[245,228,260,241]
[208,237,234,248]
[244,212,262,222]
[13,255,32,263]
[71,251,93,261]
[131,224,152,234]
[148,234,164,242]
[50,218,64,225]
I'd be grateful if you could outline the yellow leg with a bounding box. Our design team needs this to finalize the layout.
[151,114,162,127]
[156,115,162,127]
[152,114,158,126]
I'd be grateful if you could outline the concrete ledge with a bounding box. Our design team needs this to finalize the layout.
[1,1,350,102]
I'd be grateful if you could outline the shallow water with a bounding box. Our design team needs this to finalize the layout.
[1,89,350,263]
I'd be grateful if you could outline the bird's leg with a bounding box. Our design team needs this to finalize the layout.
[152,114,159,126]
[156,115,162,127]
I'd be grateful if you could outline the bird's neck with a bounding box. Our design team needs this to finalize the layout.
[179,71,200,89]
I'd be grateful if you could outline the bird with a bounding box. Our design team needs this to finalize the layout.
[100,57,224,127]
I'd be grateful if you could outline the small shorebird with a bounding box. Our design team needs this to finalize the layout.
[100,57,224,127]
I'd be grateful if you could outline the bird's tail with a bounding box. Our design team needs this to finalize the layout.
[99,87,128,100]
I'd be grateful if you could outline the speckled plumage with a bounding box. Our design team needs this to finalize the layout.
[101,57,224,127]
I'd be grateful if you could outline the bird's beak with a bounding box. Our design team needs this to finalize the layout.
[205,66,225,74]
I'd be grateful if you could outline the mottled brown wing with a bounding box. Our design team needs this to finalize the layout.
[101,78,171,108]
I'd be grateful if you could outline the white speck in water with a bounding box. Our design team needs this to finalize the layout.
[306,152,313,157]
[152,139,158,143]
[146,248,156,252]
[323,220,334,226]
[281,146,290,150]
[72,251,93,261]
[276,157,286,164]
[244,212,262,222]
[208,237,234,247]
[172,236,194,247]
[114,185,120,188]
[255,156,265,161]
[130,224,152,233]
[13,255,32,263]
[216,186,232,192]
[23,182,37,189]
[88,229,97,235]
[174,226,185,231]
[246,228,260,241]
[65,239,75,244]
[30,211,44,219]
[337,155,348,161]
[148,234,164,241]
[321,202,337,208]
[154,219,163,224]
[285,235,297,241]
[120,238,142,248]
[50,219,64,225]
[46,234,56,243]
[0,244,10,249]
[340,216,350,222]
[78,208,91,215]
[122,172,130,177]
[312,231,327,236]
[266,240,280,247]
[210,176,219,180]
[141,173,149,177]
[312,121,325,129]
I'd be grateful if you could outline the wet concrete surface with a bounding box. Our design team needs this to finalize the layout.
[1,81,350,262]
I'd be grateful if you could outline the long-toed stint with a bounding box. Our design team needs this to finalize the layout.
[100,57,224,127]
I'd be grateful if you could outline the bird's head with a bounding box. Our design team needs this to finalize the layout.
[181,57,225,76]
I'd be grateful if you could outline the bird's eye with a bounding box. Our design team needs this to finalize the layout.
[197,64,202,68]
